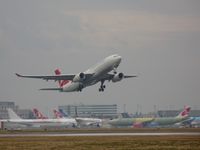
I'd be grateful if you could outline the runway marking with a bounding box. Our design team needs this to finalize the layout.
[0,132,200,137]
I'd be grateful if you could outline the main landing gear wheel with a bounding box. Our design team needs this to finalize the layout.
[99,85,106,92]
[99,81,106,92]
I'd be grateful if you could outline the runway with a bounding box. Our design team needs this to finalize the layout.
[0,132,200,137]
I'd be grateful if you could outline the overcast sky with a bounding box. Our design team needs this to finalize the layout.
[0,0,200,114]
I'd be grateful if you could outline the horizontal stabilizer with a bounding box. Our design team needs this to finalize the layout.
[40,88,63,91]
[124,75,137,78]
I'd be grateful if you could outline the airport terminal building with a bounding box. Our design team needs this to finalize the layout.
[157,109,200,117]
[0,101,34,119]
[58,104,118,119]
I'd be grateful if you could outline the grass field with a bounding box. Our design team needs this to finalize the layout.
[0,135,200,150]
[0,128,200,149]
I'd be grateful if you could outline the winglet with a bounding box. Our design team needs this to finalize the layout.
[15,73,22,77]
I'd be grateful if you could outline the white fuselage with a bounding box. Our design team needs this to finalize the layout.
[5,118,77,128]
[62,54,121,92]
[75,117,102,127]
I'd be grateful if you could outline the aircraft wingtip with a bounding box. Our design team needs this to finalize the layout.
[15,73,21,77]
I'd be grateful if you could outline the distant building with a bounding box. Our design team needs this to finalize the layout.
[0,101,34,119]
[58,104,118,119]
[157,110,179,117]
[157,109,200,117]
[0,102,18,119]
[16,109,35,119]
[190,110,200,117]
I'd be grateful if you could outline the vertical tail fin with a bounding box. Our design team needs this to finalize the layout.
[58,109,69,118]
[7,108,22,120]
[53,109,64,119]
[176,106,191,118]
[33,108,48,119]
[54,69,70,87]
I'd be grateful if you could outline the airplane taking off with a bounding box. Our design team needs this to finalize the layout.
[16,54,137,92]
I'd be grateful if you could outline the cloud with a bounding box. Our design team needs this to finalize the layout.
[60,9,200,51]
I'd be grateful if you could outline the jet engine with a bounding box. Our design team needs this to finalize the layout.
[112,73,124,82]
[73,72,86,82]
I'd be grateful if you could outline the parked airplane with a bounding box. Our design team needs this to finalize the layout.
[108,106,191,128]
[176,116,200,128]
[75,117,102,127]
[16,54,136,92]
[147,106,191,127]
[189,117,200,127]
[33,108,48,119]
[108,116,154,128]
[5,108,77,128]
[53,109,102,127]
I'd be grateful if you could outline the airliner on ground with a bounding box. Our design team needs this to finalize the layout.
[108,106,191,128]
[5,108,77,128]
[16,54,136,92]
[54,109,102,127]
[176,116,200,128]
[147,106,191,127]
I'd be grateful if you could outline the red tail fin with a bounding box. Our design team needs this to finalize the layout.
[54,69,70,87]
[53,109,64,119]
[54,69,61,75]
[177,106,191,118]
[33,108,48,119]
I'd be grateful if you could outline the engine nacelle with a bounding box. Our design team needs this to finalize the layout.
[73,72,85,82]
[112,73,124,82]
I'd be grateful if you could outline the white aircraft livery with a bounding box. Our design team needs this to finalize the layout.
[16,54,137,92]
[6,108,77,128]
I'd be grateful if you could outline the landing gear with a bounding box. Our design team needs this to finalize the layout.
[99,86,105,92]
[78,84,84,92]
[99,88,104,92]
[113,67,117,74]
[97,124,100,128]
[99,80,106,92]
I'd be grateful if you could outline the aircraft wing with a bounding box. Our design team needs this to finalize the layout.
[16,73,75,81]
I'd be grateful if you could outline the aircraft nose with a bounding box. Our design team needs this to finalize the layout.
[117,55,122,63]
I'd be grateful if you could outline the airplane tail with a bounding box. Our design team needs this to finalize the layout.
[58,109,70,118]
[7,108,22,120]
[53,109,64,119]
[33,108,48,119]
[176,106,191,118]
[54,69,70,88]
